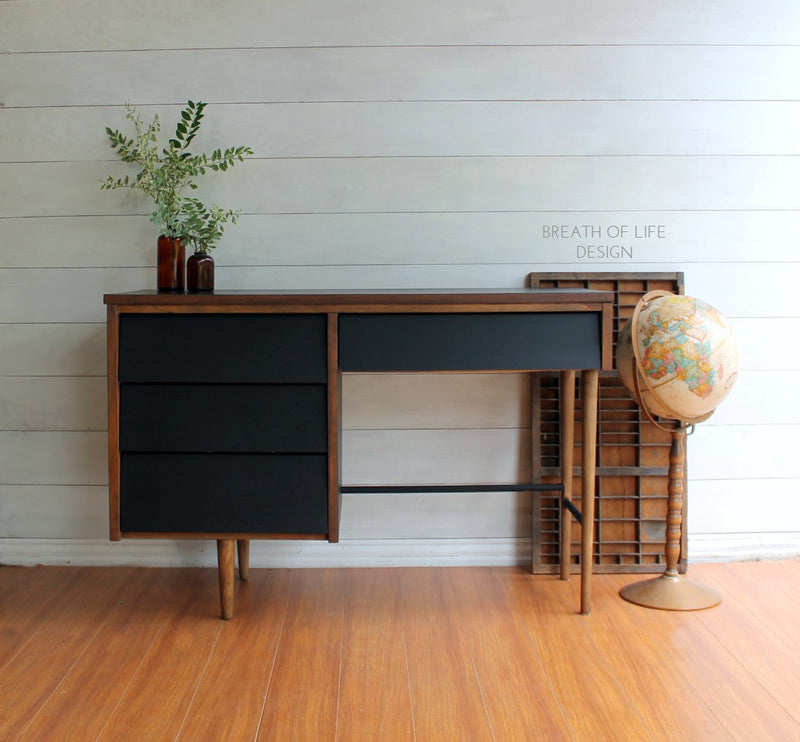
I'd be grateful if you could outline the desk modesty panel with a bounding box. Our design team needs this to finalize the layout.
[104,288,614,617]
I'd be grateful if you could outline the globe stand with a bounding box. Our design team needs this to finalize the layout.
[620,428,721,610]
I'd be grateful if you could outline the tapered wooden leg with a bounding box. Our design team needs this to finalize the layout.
[580,369,599,615]
[237,539,250,581]
[559,370,576,581]
[217,539,236,620]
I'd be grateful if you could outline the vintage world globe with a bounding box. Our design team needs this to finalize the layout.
[616,291,740,424]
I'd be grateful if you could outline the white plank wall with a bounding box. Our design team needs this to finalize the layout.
[1,0,799,567]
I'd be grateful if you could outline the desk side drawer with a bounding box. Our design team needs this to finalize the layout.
[120,453,328,534]
[119,314,327,383]
[120,384,328,453]
[339,312,602,372]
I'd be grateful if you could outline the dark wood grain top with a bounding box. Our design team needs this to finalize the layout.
[104,287,614,310]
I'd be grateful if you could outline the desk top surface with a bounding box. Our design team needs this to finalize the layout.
[104,287,614,310]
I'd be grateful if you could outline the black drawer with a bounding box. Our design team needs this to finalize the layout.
[339,312,602,372]
[119,314,327,383]
[120,384,328,453]
[120,453,328,534]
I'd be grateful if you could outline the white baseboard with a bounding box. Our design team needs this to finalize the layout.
[2,534,798,569]
[0,537,530,568]
[687,532,800,563]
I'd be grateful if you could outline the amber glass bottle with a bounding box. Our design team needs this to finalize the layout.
[186,251,215,292]
[157,235,185,292]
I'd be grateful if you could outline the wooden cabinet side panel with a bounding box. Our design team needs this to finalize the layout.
[106,304,121,540]
[328,313,341,542]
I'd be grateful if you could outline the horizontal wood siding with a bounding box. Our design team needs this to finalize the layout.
[1,0,798,563]
[3,211,800,268]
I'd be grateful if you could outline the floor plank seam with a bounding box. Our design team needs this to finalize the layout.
[90,595,175,742]
[513,580,577,740]
[173,620,224,741]
[398,571,418,742]
[448,569,498,742]
[0,570,83,675]
[17,604,116,739]
[253,573,291,742]
[333,571,349,742]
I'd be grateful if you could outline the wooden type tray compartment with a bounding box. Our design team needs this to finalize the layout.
[527,272,687,574]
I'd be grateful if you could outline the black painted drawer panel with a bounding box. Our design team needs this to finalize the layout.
[120,453,328,534]
[120,384,327,453]
[339,312,601,372]
[119,314,327,383]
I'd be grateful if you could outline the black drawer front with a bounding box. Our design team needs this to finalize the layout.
[339,312,602,372]
[119,314,327,383]
[120,384,328,453]
[120,453,328,534]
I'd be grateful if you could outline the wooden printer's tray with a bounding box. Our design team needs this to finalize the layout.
[527,272,687,574]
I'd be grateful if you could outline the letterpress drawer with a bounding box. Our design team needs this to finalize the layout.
[119,314,327,383]
[119,384,328,453]
[120,453,328,534]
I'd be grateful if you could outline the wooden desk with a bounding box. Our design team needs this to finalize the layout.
[104,289,614,617]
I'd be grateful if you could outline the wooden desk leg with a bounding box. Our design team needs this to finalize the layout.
[237,539,250,581]
[559,370,576,581]
[580,369,600,615]
[217,539,236,620]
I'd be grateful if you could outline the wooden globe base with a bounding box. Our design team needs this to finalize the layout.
[620,573,721,611]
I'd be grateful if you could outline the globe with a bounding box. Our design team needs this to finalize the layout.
[616,290,740,611]
[616,291,740,424]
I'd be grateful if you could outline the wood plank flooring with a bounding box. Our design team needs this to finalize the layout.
[1,559,799,741]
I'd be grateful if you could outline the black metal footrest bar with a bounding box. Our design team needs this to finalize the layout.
[562,497,583,525]
[341,483,564,494]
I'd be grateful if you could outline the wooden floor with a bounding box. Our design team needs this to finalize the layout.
[1,560,799,741]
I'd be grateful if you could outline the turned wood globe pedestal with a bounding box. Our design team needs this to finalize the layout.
[619,428,721,611]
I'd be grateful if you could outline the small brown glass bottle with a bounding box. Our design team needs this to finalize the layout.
[186,251,215,292]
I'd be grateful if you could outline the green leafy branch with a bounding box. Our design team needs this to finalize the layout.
[101,100,252,239]
[181,198,241,254]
